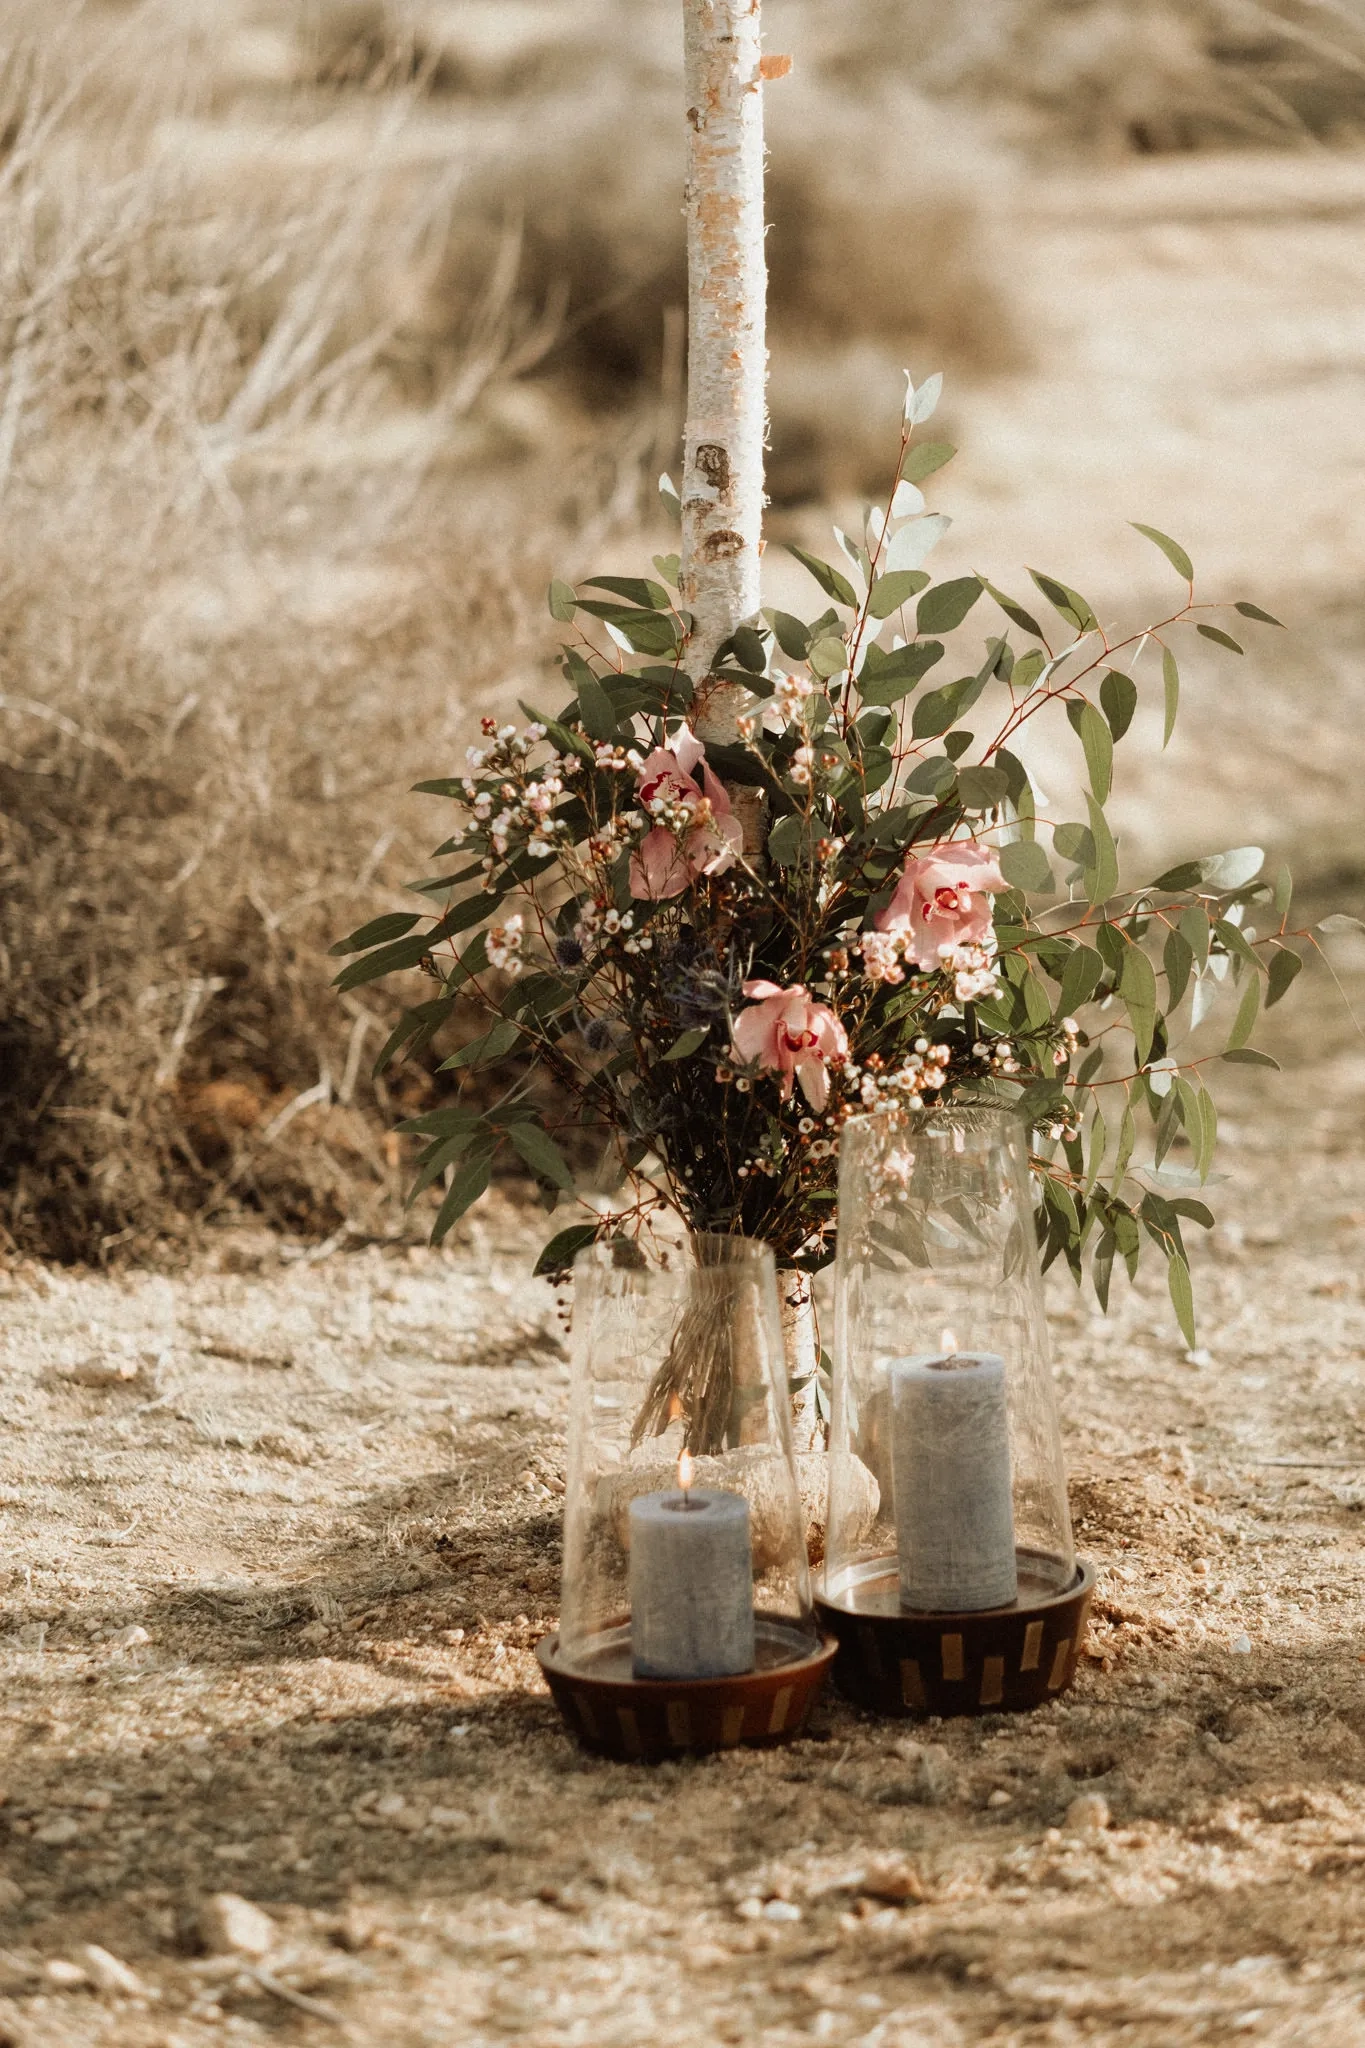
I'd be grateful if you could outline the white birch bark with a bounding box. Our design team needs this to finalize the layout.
[680,0,766,751]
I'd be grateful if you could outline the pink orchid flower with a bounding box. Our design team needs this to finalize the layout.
[874,842,1009,970]
[730,980,848,1111]
[628,726,743,900]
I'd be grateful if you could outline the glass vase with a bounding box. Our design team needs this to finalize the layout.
[818,1107,1093,1716]
[538,1234,835,1759]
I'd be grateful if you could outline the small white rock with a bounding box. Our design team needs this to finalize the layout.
[763,1898,802,1923]
[1065,1792,1111,1834]
[426,1806,470,1831]
[199,1892,276,1958]
[1230,1633,1253,1656]
[63,1358,141,1389]
[35,1815,81,1847]
[734,1897,764,1921]
[43,1958,87,1988]
[81,1944,146,1997]
[1184,1347,1213,1369]
[112,1625,150,1651]
[987,1789,1012,1809]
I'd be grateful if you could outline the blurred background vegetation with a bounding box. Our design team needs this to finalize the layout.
[3,0,1365,1261]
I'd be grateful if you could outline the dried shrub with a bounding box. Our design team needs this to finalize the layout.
[832,0,1365,153]
[0,5,561,1262]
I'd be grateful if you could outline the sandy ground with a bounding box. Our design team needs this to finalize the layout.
[2,965,1365,2048]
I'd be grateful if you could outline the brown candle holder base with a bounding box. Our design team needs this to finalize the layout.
[537,1620,838,1762]
[815,1557,1096,1719]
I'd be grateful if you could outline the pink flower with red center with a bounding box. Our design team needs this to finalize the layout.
[874,842,1008,970]
[627,727,743,901]
[730,980,848,1111]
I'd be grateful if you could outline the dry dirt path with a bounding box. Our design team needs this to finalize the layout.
[2,979,1365,2046]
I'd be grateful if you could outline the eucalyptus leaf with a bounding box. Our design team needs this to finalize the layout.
[583,575,672,610]
[956,764,1010,811]
[903,440,955,483]
[1083,792,1119,903]
[1197,623,1244,655]
[1058,943,1104,1017]
[1120,943,1158,1064]
[808,635,849,680]
[917,576,983,636]
[867,569,929,619]
[1273,864,1293,920]
[431,1143,496,1246]
[330,911,420,956]
[1052,821,1093,866]
[507,1121,575,1190]
[439,1017,522,1070]
[765,608,812,661]
[1066,699,1114,804]
[532,1222,599,1278]
[1226,970,1262,1051]
[1099,668,1138,741]
[1130,523,1194,582]
[981,578,1046,641]
[1167,1253,1196,1348]
[998,839,1055,893]
[577,672,620,741]
[885,514,952,575]
[1234,600,1284,627]
[662,1026,710,1061]
[1164,927,1194,1009]
[1260,942,1301,1007]
[907,370,943,422]
[1162,645,1180,747]
[1027,569,1099,633]
[787,544,857,608]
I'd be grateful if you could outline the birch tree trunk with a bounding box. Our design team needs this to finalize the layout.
[680,0,766,752]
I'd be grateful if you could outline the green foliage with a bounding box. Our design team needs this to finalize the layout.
[337,387,1317,1336]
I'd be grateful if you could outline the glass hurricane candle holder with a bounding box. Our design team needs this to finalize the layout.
[537,1235,836,1760]
[817,1107,1095,1717]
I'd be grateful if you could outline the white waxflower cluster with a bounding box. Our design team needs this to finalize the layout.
[647,787,710,833]
[973,1038,1021,1077]
[772,671,818,723]
[457,720,579,867]
[587,810,644,863]
[594,742,644,773]
[487,912,525,974]
[856,930,910,986]
[842,1040,952,1115]
[938,942,1003,1005]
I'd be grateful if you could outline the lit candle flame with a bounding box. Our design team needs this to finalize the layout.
[940,1328,960,1357]
[677,1448,694,1498]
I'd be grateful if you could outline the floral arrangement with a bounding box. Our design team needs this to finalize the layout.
[335,377,1316,1352]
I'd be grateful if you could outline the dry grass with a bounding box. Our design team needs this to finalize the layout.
[830,0,1365,153]
[0,2,574,1262]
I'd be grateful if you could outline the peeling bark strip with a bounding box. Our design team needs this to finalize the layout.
[681,0,766,736]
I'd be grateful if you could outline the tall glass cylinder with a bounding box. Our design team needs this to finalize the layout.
[556,1235,820,1683]
[825,1108,1077,1630]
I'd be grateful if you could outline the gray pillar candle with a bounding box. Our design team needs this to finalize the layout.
[889,1349,1018,1613]
[628,1487,756,1679]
